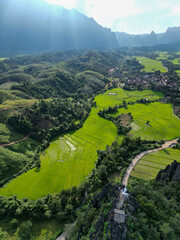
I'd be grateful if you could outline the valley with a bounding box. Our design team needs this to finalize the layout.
[0,48,179,240]
[0,0,180,238]
[0,89,172,199]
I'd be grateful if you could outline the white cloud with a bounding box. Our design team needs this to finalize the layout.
[43,0,180,33]
[170,5,180,16]
[82,0,143,28]
[44,0,79,9]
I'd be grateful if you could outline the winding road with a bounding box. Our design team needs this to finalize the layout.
[122,138,178,187]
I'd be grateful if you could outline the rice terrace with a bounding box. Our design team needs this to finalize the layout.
[131,148,180,180]
[0,88,180,199]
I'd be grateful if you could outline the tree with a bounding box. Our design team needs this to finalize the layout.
[18,220,33,239]
[160,223,172,240]
[11,219,19,229]
[0,228,8,240]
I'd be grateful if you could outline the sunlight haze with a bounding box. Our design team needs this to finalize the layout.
[44,0,180,34]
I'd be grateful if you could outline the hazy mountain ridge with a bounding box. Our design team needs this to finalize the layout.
[116,26,180,47]
[0,0,118,56]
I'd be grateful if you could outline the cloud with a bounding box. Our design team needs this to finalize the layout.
[44,0,180,33]
[83,0,143,28]
[44,0,79,9]
[170,5,180,16]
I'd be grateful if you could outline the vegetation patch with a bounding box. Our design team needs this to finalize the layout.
[0,123,23,143]
[0,89,172,199]
[0,218,62,240]
[136,57,167,72]
[111,102,180,141]
[131,148,180,180]
[0,98,40,110]
[95,88,162,108]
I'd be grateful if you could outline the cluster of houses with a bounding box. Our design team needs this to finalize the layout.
[123,72,179,91]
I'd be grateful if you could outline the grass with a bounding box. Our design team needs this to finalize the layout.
[0,98,52,110]
[0,109,117,199]
[131,148,180,180]
[171,58,180,65]
[95,88,163,108]
[0,218,62,240]
[136,57,167,73]
[176,70,180,76]
[0,146,32,182]
[0,123,23,143]
[7,138,38,157]
[156,52,169,60]
[0,82,19,90]
[111,102,180,141]
[0,99,40,110]
[0,88,177,199]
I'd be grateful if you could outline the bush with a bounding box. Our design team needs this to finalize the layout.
[11,218,19,229]
[18,220,33,240]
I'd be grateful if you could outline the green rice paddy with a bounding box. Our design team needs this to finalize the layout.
[136,57,167,73]
[95,88,162,108]
[131,148,180,180]
[0,108,117,199]
[0,88,179,199]
[176,70,180,76]
[111,102,180,141]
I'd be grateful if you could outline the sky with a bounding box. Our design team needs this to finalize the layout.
[44,0,180,34]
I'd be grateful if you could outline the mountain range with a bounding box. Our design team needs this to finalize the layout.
[115,27,180,47]
[0,0,180,56]
[0,0,118,56]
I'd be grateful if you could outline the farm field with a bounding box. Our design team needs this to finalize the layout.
[0,98,40,110]
[136,57,167,73]
[176,70,180,75]
[0,88,179,199]
[156,52,169,60]
[171,58,180,65]
[95,88,162,108]
[111,102,180,141]
[0,108,117,199]
[131,148,180,180]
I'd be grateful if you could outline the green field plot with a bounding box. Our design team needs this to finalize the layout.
[131,148,180,180]
[156,52,169,60]
[111,102,180,141]
[0,89,178,199]
[0,108,117,199]
[0,98,40,109]
[95,88,162,108]
[136,57,167,73]
[171,58,180,65]
[176,70,180,75]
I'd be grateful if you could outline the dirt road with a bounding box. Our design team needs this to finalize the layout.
[0,134,30,147]
[122,138,178,187]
